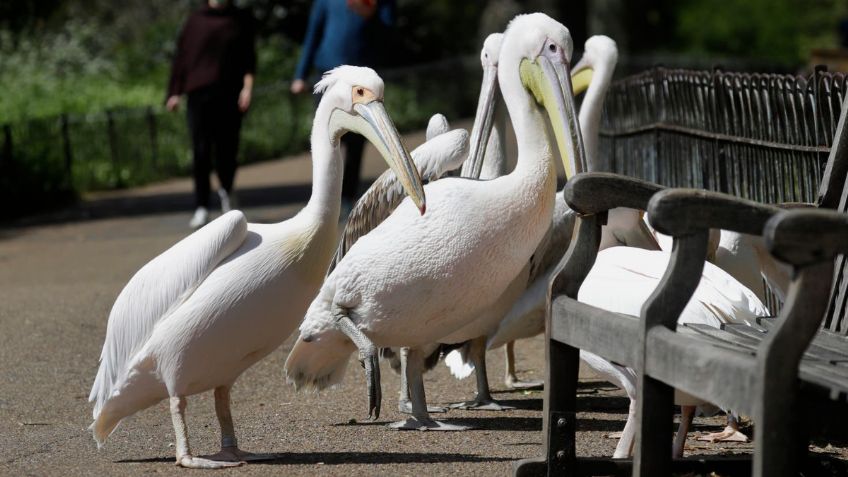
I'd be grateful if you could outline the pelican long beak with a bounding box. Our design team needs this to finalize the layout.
[336,101,427,214]
[570,56,594,96]
[461,64,499,179]
[520,55,587,178]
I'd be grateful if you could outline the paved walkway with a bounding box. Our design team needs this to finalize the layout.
[1,122,845,475]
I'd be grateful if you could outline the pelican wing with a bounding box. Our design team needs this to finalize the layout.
[328,128,469,272]
[426,113,450,140]
[578,247,768,329]
[89,211,248,415]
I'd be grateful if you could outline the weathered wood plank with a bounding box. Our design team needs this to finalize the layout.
[563,172,664,215]
[551,296,640,368]
[647,188,781,237]
[644,327,758,415]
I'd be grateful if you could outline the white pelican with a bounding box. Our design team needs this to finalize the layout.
[474,36,657,395]
[88,66,425,468]
[320,33,512,416]
[641,217,791,444]
[577,246,768,457]
[286,13,586,431]
[328,112,469,414]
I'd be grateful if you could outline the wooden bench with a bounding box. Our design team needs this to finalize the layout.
[514,67,848,476]
[629,191,848,476]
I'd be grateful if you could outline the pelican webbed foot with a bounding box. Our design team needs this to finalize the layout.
[388,417,472,431]
[177,455,245,469]
[696,425,749,443]
[504,342,544,390]
[398,398,448,414]
[504,375,544,390]
[335,310,382,420]
[449,396,515,411]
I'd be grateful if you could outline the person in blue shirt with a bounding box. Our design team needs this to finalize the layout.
[291,0,397,216]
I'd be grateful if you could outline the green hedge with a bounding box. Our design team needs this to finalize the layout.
[0,58,480,220]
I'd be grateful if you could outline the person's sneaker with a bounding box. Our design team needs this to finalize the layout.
[189,207,209,229]
[218,188,238,213]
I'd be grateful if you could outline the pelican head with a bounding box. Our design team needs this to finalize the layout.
[571,35,618,96]
[463,32,504,178]
[316,66,426,214]
[501,13,586,178]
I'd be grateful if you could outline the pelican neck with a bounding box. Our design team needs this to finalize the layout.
[301,104,343,224]
[500,70,555,181]
[579,63,612,172]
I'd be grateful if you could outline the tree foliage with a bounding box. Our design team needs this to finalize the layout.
[674,0,845,65]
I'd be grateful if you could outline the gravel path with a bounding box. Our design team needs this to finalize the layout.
[2,124,846,476]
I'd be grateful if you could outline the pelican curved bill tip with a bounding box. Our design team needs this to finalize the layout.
[353,101,427,215]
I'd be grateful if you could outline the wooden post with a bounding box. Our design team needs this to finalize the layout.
[106,110,121,187]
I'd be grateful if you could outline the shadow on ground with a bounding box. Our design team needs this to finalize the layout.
[118,451,513,465]
[3,177,385,230]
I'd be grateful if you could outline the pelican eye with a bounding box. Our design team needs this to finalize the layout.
[357,88,364,97]
[549,43,556,52]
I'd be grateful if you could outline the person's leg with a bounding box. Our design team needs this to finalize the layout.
[212,88,241,211]
[188,91,213,209]
[187,90,212,227]
[210,91,242,212]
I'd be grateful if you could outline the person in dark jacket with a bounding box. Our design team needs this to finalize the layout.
[291,0,396,218]
[167,0,256,228]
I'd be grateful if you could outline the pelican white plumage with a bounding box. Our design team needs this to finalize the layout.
[88,66,425,468]
[646,216,791,304]
[285,13,586,430]
[323,34,504,416]
[485,35,657,381]
[577,246,768,457]
[327,113,469,414]
[329,114,468,272]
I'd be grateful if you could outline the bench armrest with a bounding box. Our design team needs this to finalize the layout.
[564,172,665,215]
[647,188,782,237]
[766,209,848,266]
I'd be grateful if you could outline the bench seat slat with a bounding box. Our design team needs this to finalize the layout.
[680,324,848,401]
[758,317,848,357]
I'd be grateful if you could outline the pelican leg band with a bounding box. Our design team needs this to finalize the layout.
[221,436,238,448]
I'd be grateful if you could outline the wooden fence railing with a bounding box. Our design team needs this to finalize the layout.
[599,66,848,315]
